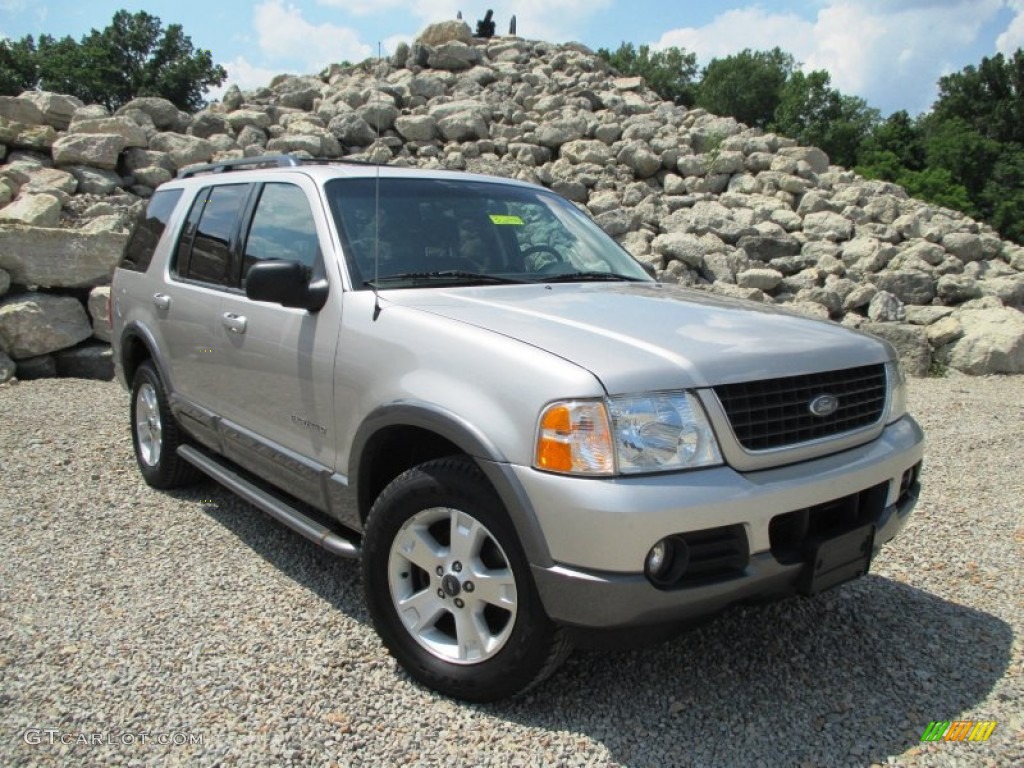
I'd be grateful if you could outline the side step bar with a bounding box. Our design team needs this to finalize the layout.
[178,445,360,559]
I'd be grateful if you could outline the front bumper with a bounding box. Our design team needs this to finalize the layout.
[520,416,924,628]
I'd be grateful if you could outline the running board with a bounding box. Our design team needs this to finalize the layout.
[177,445,360,559]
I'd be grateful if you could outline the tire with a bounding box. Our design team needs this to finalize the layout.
[130,360,202,489]
[362,456,570,701]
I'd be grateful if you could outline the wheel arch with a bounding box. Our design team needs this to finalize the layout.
[118,322,173,392]
[350,402,554,568]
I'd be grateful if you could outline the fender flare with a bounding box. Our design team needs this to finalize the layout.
[350,401,554,567]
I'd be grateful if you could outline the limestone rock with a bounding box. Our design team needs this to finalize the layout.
[0,292,93,358]
[417,20,474,46]
[0,267,9,296]
[15,354,57,380]
[860,322,931,377]
[18,91,83,130]
[116,97,180,130]
[23,167,77,196]
[926,316,964,347]
[938,307,1024,374]
[0,193,62,227]
[936,274,982,304]
[737,268,783,291]
[70,117,149,147]
[394,115,438,143]
[0,96,44,125]
[54,342,114,380]
[873,271,936,306]
[867,290,906,322]
[52,133,127,170]
[149,133,215,169]
[87,286,111,342]
[802,211,854,241]
[0,349,14,383]
[0,224,128,288]
[428,42,481,71]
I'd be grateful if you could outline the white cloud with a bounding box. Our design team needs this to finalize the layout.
[213,56,287,96]
[654,1,1006,114]
[254,0,373,70]
[996,0,1024,52]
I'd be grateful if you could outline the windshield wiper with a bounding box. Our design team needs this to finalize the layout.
[365,270,529,288]
[537,271,646,283]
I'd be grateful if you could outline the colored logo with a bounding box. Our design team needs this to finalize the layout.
[920,721,997,742]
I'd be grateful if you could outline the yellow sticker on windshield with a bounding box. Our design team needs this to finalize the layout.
[489,214,524,226]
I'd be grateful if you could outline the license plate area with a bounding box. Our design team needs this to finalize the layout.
[798,524,874,596]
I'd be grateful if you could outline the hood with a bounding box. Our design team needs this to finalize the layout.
[382,282,890,393]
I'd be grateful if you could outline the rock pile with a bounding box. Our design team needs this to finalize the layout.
[2,21,1023,382]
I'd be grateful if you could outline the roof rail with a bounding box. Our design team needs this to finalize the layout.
[176,154,380,178]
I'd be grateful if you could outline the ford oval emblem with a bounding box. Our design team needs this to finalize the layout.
[809,394,839,417]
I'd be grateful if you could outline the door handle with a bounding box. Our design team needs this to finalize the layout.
[221,312,247,334]
[152,293,171,311]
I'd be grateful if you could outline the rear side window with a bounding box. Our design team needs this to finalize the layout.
[241,183,320,281]
[120,189,183,272]
[178,184,251,286]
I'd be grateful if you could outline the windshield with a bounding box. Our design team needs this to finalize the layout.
[325,177,652,288]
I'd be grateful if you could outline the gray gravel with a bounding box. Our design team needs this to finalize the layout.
[1,375,1021,768]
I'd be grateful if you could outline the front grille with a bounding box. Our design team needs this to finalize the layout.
[713,364,887,451]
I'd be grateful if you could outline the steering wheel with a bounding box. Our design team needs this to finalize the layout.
[522,244,566,272]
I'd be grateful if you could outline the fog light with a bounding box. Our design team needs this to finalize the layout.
[646,540,670,576]
[645,537,690,588]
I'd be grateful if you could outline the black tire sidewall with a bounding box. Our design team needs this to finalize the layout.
[362,458,559,701]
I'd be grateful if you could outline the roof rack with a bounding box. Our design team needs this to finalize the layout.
[176,154,379,179]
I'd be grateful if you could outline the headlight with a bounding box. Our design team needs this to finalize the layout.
[885,359,908,424]
[608,392,722,473]
[534,392,722,476]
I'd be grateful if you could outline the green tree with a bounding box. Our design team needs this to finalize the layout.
[772,69,879,167]
[0,10,226,111]
[856,110,925,171]
[0,35,39,95]
[695,48,794,128]
[596,42,698,105]
[932,49,1024,144]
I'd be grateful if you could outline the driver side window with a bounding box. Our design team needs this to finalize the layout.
[242,183,321,281]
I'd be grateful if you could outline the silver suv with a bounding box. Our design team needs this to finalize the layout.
[112,155,924,701]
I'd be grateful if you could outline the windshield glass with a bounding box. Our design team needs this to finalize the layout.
[325,177,652,288]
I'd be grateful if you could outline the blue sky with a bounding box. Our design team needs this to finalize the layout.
[3,1,1023,116]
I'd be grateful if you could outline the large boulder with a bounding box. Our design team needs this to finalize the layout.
[52,133,127,170]
[0,224,129,288]
[54,342,114,380]
[0,95,44,125]
[149,133,215,169]
[0,292,93,359]
[70,117,149,147]
[17,91,83,130]
[860,322,931,377]
[937,306,1024,375]
[115,97,180,130]
[428,41,481,71]
[0,193,62,227]
[417,20,474,46]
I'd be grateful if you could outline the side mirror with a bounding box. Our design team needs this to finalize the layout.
[245,260,327,312]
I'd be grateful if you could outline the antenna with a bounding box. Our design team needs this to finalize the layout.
[371,41,383,321]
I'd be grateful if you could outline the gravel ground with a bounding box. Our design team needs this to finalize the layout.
[1,375,1021,768]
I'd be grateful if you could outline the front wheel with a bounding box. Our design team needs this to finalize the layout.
[362,457,570,701]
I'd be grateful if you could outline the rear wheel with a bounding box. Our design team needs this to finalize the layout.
[362,457,570,701]
[130,361,202,489]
